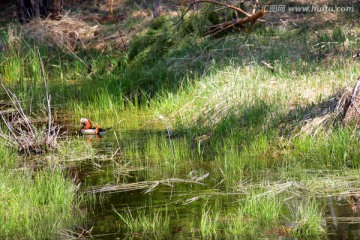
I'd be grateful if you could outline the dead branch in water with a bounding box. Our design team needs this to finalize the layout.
[87,175,208,194]
[0,73,61,155]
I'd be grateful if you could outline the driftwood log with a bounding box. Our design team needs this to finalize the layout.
[179,0,269,36]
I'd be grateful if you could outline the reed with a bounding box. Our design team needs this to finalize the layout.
[113,205,171,238]
[0,143,81,239]
[290,200,325,238]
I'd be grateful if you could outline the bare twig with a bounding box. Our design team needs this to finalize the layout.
[177,0,268,36]
[0,74,61,154]
[205,3,268,36]
[261,60,274,72]
[37,49,52,144]
[87,177,206,194]
[342,77,360,120]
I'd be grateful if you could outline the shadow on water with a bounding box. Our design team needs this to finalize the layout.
[326,196,360,240]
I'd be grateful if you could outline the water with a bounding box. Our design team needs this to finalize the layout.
[68,121,360,239]
[326,196,360,240]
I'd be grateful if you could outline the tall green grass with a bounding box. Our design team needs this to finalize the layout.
[290,200,325,238]
[113,205,171,238]
[0,142,81,239]
[1,9,359,240]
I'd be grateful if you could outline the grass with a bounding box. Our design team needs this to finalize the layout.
[113,205,171,238]
[0,142,82,239]
[225,194,283,238]
[290,200,325,238]
[1,3,360,239]
[199,205,220,238]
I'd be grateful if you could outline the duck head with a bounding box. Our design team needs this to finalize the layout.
[79,118,92,129]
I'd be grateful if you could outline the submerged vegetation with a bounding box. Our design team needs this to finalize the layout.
[113,205,171,238]
[1,0,360,238]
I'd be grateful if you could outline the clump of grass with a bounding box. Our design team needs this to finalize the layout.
[290,200,325,238]
[113,205,171,238]
[190,192,284,239]
[225,192,283,238]
[142,135,194,177]
[0,143,81,239]
[242,193,282,225]
[199,205,221,238]
[53,137,96,162]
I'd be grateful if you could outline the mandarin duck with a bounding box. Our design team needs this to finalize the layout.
[79,118,111,135]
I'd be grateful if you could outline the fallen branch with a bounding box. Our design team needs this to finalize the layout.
[342,77,360,120]
[261,60,274,72]
[87,177,208,194]
[206,3,269,36]
[178,0,269,36]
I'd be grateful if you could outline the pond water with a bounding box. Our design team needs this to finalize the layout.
[68,122,360,239]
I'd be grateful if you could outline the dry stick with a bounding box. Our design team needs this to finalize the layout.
[261,60,274,72]
[350,77,360,102]
[112,18,127,49]
[88,178,205,194]
[205,3,268,36]
[0,113,20,146]
[253,0,260,14]
[1,82,35,138]
[108,0,113,14]
[107,0,127,49]
[0,83,30,137]
[112,131,122,158]
[207,21,237,36]
[37,49,52,145]
[0,80,23,147]
[350,78,360,116]
[342,77,360,120]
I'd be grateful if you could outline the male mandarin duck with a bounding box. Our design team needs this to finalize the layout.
[79,118,111,135]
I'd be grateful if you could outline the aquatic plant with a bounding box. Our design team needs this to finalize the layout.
[200,206,220,238]
[0,143,81,239]
[290,200,325,238]
[113,205,171,238]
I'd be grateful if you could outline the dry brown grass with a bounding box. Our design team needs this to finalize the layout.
[22,16,106,52]
[20,9,156,52]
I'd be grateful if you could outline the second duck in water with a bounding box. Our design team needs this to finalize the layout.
[79,117,111,135]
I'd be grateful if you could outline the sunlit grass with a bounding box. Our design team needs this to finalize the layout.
[0,10,359,240]
[0,144,81,239]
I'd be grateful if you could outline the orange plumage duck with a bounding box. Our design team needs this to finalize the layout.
[79,118,111,135]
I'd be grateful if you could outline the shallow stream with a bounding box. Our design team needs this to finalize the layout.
[68,117,360,239]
